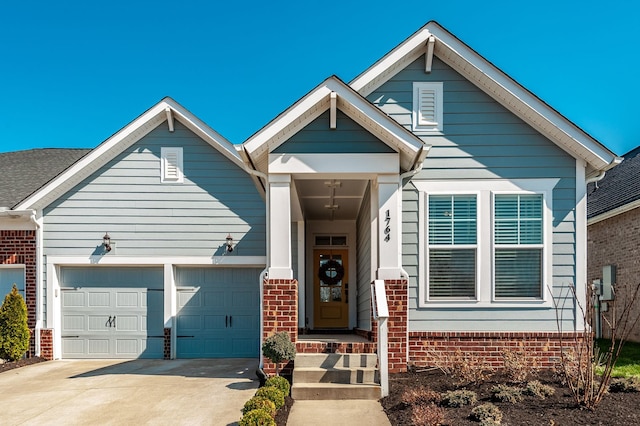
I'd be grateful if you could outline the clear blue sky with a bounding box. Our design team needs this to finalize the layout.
[0,1,637,156]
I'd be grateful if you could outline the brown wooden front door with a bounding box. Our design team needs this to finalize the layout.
[313,249,349,328]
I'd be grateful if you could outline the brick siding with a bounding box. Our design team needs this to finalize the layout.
[39,329,54,360]
[384,279,408,373]
[262,278,298,375]
[0,230,37,356]
[163,327,171,360]
[588,208,640,342]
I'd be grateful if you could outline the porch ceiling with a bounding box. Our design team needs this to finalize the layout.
[295,178,368,221]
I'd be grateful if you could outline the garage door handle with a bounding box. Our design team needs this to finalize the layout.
[62,335,79,339]
[177,335,195,338]
[229,316,232,327]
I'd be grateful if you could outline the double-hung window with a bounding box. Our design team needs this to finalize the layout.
[494,194,543,299]
[427,194,477,299]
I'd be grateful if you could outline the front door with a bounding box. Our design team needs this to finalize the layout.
[313,249,349,328]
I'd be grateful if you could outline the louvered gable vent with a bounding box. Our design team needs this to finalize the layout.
[413,82,443,132]
[161,147,184,183]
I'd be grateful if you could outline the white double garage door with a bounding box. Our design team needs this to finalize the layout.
[60,266,261,359]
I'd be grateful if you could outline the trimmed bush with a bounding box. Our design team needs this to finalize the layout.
[241,397,276,417]
[262,332,296,375]
[609,377,640,393]
[525,380,556,399]
[441,389,477,407]
[255,386,285,410]
[490,384,523,403]
[470,403,502,425]
[239,409,276,426]
[411,403,446,426]
[402,386,441,406]
[0,285,30,361]
[265,375,291,396]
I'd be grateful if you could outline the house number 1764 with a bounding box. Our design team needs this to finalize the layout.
[384,209,391,242]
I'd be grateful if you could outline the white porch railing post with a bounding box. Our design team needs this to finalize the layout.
[372,279,389,397]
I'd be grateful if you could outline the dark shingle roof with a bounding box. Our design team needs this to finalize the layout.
[587,146,640,219]
[0,148,91,209]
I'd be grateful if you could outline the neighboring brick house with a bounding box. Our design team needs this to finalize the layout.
[0,149,89,358]
[588,146,640,342]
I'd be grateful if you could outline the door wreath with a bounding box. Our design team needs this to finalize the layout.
[318,259,344,285]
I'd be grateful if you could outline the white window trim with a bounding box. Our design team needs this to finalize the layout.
[161,147,184,183]
[412,82,443,132]
[415,179,559,308]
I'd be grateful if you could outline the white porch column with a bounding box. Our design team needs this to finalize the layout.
[377,174,403,279]
[268,174,293,279]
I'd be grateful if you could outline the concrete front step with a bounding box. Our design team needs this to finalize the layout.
[291,382,382,400]
[293,353,378,369]
[293,366,379,384]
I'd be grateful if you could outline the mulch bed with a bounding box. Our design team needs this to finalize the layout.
[382,368,640,425]
[275,396,293,426]
[0,357,46,373]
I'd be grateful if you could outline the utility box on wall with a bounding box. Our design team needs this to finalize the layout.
[601,264,617,301]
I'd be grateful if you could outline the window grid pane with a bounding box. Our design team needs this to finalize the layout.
[429,249,476,298]
[495,249,542,298]
[429,195,476,245]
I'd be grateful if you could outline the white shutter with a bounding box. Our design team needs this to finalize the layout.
[161,147,183,183]
[413,82,443,131]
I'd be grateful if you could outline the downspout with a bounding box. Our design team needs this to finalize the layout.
[28,211,42,357]
[258,268,268,369]
[586,170,606,185]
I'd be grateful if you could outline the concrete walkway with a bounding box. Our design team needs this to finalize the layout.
[286,400,391,426]
[0,358,258,425]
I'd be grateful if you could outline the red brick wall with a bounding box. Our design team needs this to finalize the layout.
[588,208,640,342]
[0,230,37,356]
[163,327,171,360]
[262,278,298,375]
[39,329,54,360]
[408,331,583,369]
[385,279,408,373]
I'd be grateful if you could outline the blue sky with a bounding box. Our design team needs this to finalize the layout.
[0,1,637,155]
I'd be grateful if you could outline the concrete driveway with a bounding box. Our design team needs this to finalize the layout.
[0,358,259,426]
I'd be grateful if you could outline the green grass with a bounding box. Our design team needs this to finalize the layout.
[596,339,640,378]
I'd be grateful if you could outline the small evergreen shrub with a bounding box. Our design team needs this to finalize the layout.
[470,403,503,425]
[502,348,538,383]
[255,386,285,410]
[0,285,30,361]
[525,380,556,399]
[264,375,291,396]
[262,332,296,375]
[401,386,441,406]
[609,377,640,393]
[441,389,477,407]
[238,409,276,426]
[241,396,276,417]
[490,384,523,403]
[411,403,446,426]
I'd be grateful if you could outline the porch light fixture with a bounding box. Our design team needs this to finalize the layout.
[103,232,112,253]
[226,234,234,252]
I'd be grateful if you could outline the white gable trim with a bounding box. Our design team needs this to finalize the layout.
[350,21,620,172]
[15,98,247,210]
[242,77,427,173]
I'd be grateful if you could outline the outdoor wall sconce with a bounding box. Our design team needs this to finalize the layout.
[226,234,234,252]
[103,232,112,253]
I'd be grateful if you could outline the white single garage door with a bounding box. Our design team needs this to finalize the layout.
[176,267,261,358]
[60,267,164,359]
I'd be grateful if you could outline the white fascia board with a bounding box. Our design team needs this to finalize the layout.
[15,98,246,211]
[588,199,640,225]
[46,255,267,267]
[269,153,399,174]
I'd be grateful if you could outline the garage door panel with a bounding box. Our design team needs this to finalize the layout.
[203,315,225,330]
[62,339,84,355]
[88,315,110,331]
[204,291,225,308]
[116,291,139,307]
[115,339,138,355]
[115,315,138,332]
[88,339,110,355]
[229,314,257,331]
[63,315,85,331]
[88,292,110,307]
[178,290,201,308]
[177,314,200,330]
[232,338,259,357]
[62,291,84,307]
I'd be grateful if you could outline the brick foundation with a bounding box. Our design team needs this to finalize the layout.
[408,331,584,369]
[296,341,376,354]
[262,278,298,375]
[0,230,37,356]
[39,329,54,360]
[163,327,171,360]
[385,279,408,373]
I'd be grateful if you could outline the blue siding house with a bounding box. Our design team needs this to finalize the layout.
[6,21,619,395]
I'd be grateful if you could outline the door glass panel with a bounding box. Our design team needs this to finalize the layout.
[320,287,330,302]
[331,287,342,301]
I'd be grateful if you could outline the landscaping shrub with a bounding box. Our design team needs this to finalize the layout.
[525,380,556,399]
[470,403,503,425]
[255,386,285,410]
[490,384,523,403]
[262,332,296,375]
[241,396,276,417]
[609,377,640,393]
[502,348,537,383]
[0,285,30,361]
[238,409,276,426]
[429,349,493,386]
[401,386,441,406]
[441,389,477,407]
[264,375,291,396]
[411,403,446,426]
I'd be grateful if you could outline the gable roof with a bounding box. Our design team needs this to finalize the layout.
[240,76,428,174]
[588,146,640,222]
[0,148,90,209]
[350,21,620,175]
[15,97,248,211]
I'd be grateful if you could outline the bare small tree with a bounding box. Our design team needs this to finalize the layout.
[552,282,640,409]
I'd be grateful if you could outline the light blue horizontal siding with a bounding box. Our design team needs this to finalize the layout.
[356,183,372,330]
[376,57,578,332]
[43,121,266,257]
[273,110,395,154]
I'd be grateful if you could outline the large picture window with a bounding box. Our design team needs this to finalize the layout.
[427,194,477,299]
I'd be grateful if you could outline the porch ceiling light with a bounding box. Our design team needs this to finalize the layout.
[102,232,112,253]
[226,234,234,252]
